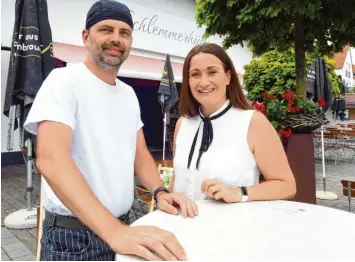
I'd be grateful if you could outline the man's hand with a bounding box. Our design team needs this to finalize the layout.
[201,178,241,203]
[112,225,187,261]
[157,192,198,218]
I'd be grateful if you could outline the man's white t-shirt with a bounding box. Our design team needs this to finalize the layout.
[24,62,143,218]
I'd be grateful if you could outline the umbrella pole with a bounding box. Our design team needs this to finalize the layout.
[26,138,33,211]
[316,125,338,200]
[163,113,167,160]
[3,131,37,229]
[7,105,16,151]
[321,125,326,192]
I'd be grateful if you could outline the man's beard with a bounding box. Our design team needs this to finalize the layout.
[90,43,128,70]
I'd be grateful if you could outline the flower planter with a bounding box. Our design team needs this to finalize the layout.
[282,133,316,204]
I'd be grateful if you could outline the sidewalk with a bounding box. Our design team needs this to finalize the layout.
[1,227,36,261]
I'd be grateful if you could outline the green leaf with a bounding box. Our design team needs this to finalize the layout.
[271,121,280,129]
[227,0,236,8]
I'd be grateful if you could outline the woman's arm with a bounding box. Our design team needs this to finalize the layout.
[246,111,297,201]
[170,117,184,192]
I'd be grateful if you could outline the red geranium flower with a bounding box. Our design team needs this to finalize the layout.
[318,97,325,107]
[287,101,294,112]
[260,93,274,101]
[280,128,292,138]
[281,91,295,101]
[252,101,267,115]
[265,93,274,101]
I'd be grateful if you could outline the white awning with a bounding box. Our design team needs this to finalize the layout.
[53,42,184,82]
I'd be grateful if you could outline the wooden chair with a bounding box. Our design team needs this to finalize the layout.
[132,159,174,217]
[148,159,174,213]
[341,180,355,212]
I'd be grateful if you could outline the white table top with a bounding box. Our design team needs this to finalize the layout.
[115,200,355,261]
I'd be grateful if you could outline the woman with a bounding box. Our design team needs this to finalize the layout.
[172,43,296,203]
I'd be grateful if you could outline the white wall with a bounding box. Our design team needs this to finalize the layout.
[341,48,355,89]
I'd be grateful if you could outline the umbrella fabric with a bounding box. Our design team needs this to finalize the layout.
[3,0,54,131]
[157,54,179,113]
[306,59,333,112]
[339,80,346,95]
[306,61,316,97]
[331,98,346,120]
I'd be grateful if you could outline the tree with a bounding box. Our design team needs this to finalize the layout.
[195,0,355,98]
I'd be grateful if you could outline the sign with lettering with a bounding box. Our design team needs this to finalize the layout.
[127,3,214,59]
[132,12,208,47]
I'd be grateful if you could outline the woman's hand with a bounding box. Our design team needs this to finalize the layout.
[201,178,242,203]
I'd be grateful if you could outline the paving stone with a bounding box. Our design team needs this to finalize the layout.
[1,250,10,261]
[1,191,15,201]
[27,228,37,238]
[9,229,37,255]
[6,247,32,259]
[2,242,27,253]
[1,227,13,238]
[5,197,26,210]
[1,199,13,211]
[1,236,20,246]
[14,254,36,261]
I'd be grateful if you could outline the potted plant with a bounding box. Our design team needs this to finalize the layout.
[251,91,327,138]
[244,49,339,138]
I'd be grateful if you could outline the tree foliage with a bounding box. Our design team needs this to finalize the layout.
[243,49,340,101]
[196,0,355,97]
[196,0,355,55]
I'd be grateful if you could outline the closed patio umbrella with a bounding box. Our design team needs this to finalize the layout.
[307,58,337,200]
[157,54,179,160]
[3,0,54,229]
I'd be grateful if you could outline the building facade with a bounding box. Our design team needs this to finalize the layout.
[1,0,253,164]
[333,45,355,91]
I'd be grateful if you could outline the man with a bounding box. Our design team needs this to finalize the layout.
[24,1,198,261]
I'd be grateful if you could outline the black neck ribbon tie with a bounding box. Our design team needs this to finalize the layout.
[187,103,232,170]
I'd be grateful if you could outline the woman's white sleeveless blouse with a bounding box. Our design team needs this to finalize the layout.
[173,100,260,200]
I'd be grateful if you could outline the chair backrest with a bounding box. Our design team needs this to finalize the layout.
[157,160,174,190]
[341,180,355,198]
[155,159,173,168]
[344,130,355,137]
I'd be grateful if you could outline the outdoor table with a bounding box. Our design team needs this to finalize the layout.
[115,200,355,261]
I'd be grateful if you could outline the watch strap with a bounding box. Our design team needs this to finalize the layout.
[240,186,248,202]
[153,186,170,202]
